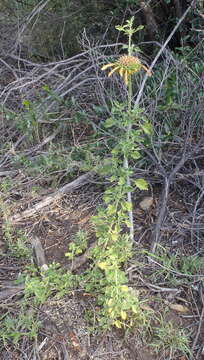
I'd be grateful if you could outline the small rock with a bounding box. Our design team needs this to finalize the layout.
[139,196,153,211]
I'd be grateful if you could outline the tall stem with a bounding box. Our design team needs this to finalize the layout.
[124,37,134,242]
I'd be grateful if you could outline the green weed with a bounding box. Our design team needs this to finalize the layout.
[24,263,79,304]
[65,230,88,260]
[146,246,204,285]
[0,310,40,346]
[150,316,191,358]
[2,222,31,259]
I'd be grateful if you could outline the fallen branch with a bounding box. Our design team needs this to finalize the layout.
[9,172,93,223]
[0,170,18,177]
[0,283,25,301]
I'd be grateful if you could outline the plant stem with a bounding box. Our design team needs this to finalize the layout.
[124,71,134,242]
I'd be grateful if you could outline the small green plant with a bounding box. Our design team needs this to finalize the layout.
[0,310,40,346]
[0,179,12,193]
[0,194,31,258]
[24,263,79,304]
[146,246,204,284]
[17,100,40,142]
[2,221,31,258]
[8,230,31,258]
[0,263,80,347]
[150,316,191,358]
[180,255,204,275]
[65,230,88,259]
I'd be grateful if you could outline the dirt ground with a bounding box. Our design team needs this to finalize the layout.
[1,176,203,360]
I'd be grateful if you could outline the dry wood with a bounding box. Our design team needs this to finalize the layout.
[0,283,25,301]
[0,170,18,177]
[31,236,48,271]
[8,172,93,223]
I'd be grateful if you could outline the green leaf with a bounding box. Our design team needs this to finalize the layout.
[134,178,148,190]
[114,320,122,328]
[115,25,124,31]
[141,122,153,136]
[125,219,132,228]
[98,262,108,270]
[131,151,141,160]
[22,100,30,109]
[118,176,125,185]
[110,175,117,182]
[135,25,144,32]
[42,84,50,92]
[104,117,116,128]
[121,201,132,211]
[107,204,117,215]
[99,164,113,175]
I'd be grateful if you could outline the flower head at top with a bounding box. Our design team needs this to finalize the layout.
[101,55,152,85]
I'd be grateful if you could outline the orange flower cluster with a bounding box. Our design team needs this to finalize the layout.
[101,55,152,85]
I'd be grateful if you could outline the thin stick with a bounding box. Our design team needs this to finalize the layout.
[134,0,196,108]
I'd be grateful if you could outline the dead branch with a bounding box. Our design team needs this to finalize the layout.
[8,172,93,223]
[0,283,24,301]
[0,170,18,177]
[151,142,202,253]
[25,124,63,156]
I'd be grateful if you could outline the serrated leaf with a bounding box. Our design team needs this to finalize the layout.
[97,262,108,270]
[121,311,127,320]
[135,25,145,32]
[125,220,132,228]
[118,176,125,185]
[107,299,113,306]
[120,285,129,292]
[110,232,118,241]
[131,151,141,160]
[121,201,132,212]
[132,305,138,314]
[104,117,115,128]
[115,25,124,31]
[107,204,117,215]
[22,100,30,109]
[141,122,153,135]
[114,320,122,328]
[134,178,148,190]
[134,179,148,190]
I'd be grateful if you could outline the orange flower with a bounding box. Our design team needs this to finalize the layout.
[101,55,152,85]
